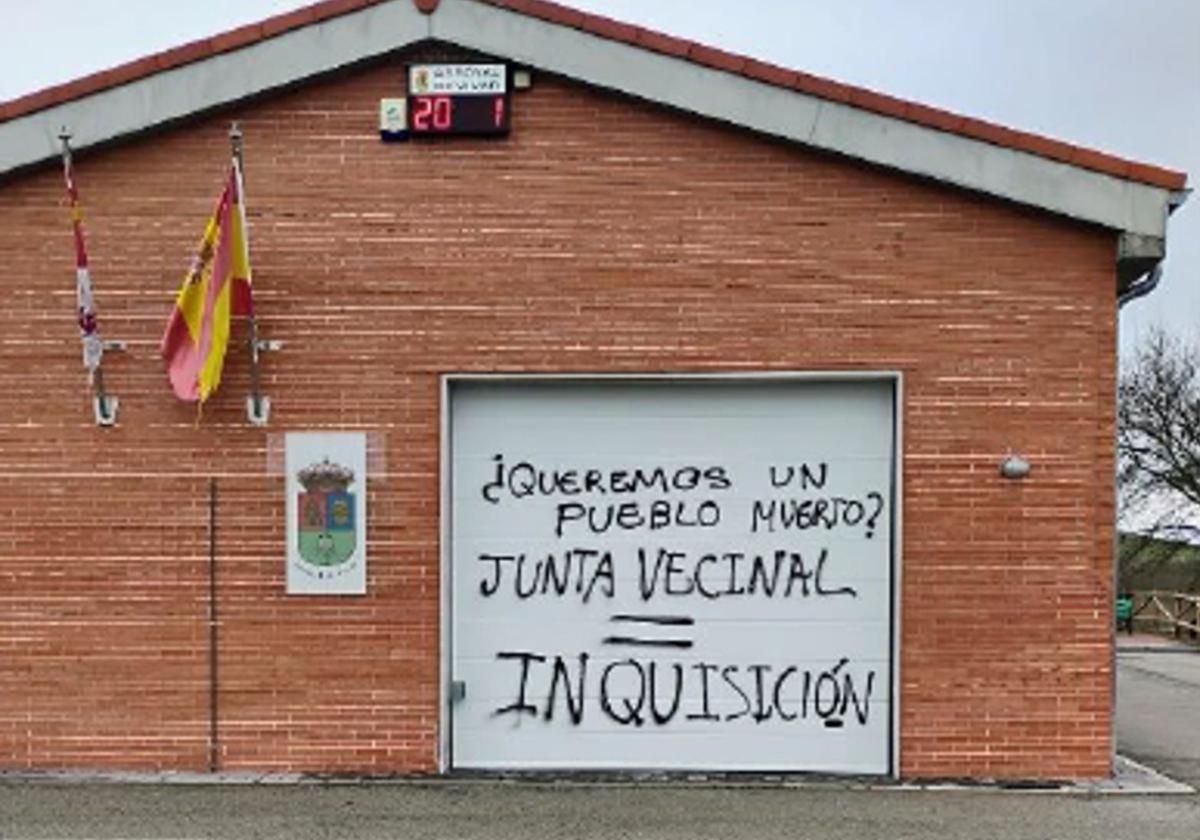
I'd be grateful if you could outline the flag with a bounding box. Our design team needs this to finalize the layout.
[61,141,104,374]
[160,158,254,402]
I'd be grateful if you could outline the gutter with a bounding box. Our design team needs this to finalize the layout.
[1118,264,1162,309]
[1117,189,1190,309]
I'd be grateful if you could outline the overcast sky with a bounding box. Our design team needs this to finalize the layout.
[2,0,1196,359]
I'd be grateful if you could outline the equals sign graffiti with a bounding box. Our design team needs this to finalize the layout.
[603,614,695,649]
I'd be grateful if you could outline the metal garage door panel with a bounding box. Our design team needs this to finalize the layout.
[448,378,896,774]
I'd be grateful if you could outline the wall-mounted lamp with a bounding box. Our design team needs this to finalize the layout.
[1000,455,1031,480]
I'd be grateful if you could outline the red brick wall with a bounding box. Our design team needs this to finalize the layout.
[0,53,1117,778]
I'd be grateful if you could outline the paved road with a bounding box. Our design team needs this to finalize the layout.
[1117,637,1200,787]
[0,781,1197,840]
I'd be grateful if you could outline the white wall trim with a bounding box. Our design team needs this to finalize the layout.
[438,373,453,774]
[890,373,903,780]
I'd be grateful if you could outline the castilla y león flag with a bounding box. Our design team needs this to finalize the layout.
[61,142,104,374]
[160,159,254,402]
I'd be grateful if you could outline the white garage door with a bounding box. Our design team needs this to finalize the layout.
[447,377,897,775]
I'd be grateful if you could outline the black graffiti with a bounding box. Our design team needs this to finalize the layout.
[751,492,886,538]
[598,659,688,727]
[602,636,694,649]
[689,663,719,721]
[555,499,721,538]
[478,550,615,602]
[478,547,856,602]
[768,463,828,490]
[545,652,589,725]
[492,651,545,718]
[600,659,647,725]
[610,614,695,626]
[482,454,733,504]
[493,652,877,729]
[604,615,696,649]
[637,547,857,600]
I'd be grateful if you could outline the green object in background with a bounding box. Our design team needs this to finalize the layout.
[1116,596,1134,632]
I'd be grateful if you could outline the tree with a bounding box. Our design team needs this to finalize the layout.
[1118,330,1200,593]
[1119,329,1200,527]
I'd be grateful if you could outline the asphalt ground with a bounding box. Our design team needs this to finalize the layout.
[1116,633,1200,788]
[0,780,1198,840]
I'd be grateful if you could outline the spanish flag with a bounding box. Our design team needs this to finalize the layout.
[161,158,254,402]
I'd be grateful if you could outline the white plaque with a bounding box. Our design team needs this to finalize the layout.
[286,432,367,595]
[379,98,407,133]
[409,63,507,95]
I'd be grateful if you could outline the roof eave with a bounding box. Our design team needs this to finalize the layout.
[0,0,1180,242]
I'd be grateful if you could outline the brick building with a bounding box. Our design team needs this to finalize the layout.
[0,0,1188,780]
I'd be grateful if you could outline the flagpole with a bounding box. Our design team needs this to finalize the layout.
[207,476,220,772]
[59,129,119,426]
[229,123,269,425]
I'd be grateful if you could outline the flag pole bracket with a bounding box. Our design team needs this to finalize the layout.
[245,336,281,426]
[92,341,124,427]
[246,395,271,427]
[245,333,280,426]
[93,394,119,427]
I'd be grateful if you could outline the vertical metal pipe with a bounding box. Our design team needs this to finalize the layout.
[208,477,219,772]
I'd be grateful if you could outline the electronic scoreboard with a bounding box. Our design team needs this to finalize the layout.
[406,63,510,137]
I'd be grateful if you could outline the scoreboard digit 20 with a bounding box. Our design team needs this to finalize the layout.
[407,63,510,136]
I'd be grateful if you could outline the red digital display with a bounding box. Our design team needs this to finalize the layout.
[408,94,510,136]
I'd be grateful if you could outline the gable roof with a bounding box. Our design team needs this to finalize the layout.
[0,0,1187,246]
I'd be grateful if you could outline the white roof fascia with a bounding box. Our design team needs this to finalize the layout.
[436,0,1171,239]
[0,0,428,174]
[0,0,1174,241]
